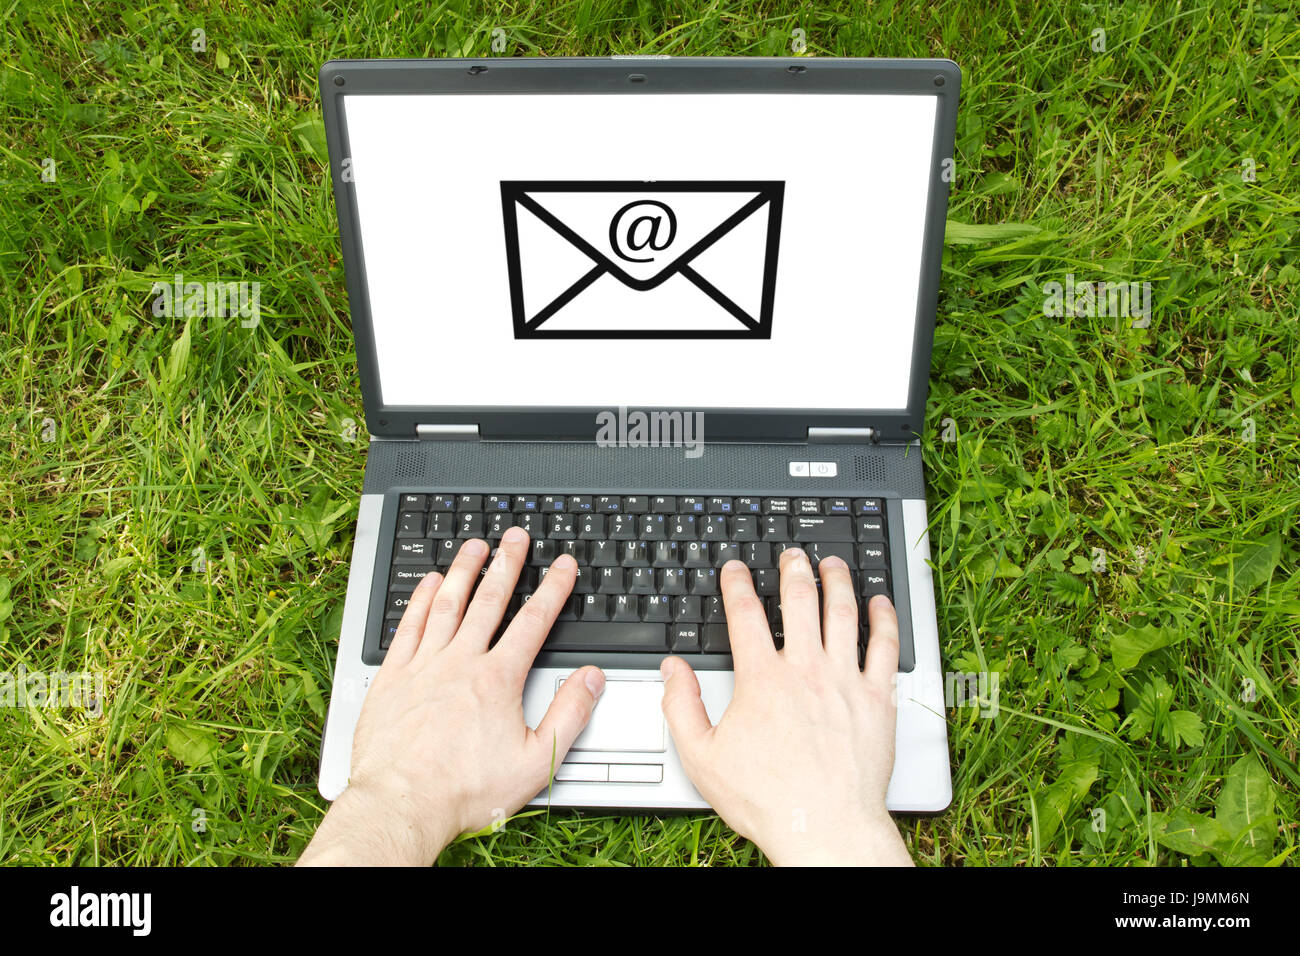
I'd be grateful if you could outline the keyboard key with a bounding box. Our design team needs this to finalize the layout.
[485,494,511,512]
[623,495,648,514]
[860,572,891,598]
[732,515,759,542]
[702,623,731,653]
[611,594,638,622]
[390,565,436,590]
[400,493,427,510]
[854,498,883,515]
[590,540,620,567]
[548,514,577,539]
[659,568,687,595]
[761,516,791,541]
[805,542,856,569]
[824,498,852,515]
[530,539,557,566]
[670,515,698,540]
[458,512,485,537]
[795,498,821,515]
[430,494,456,511]
[542,495,566,512]
[707,496,733,514]
[597,567,625,594]
[679,496,705,513]
[857,516,886,540]
[628,567,656,594]
[671,624,701,653]
[792,515,855,542]
[651,495,676,513]
[578,514,606,540]
[858,543,888,568]
[394,539,434,564]
[735,496,761,514]
[568,495,593,512]
[581,594,610,621]
[682,541,710,568]
[544,622,668,652]
[689,567,720,595]
[396,512,424,538]
[763,497,791,514]
[642,595,673,622]
[457,494,482,512]
[513,494,538,513]
[674,595,702,622]
[596,495,621,513]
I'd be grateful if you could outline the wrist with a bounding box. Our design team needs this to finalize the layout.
[300,776,456,867]
[765,810,911,867]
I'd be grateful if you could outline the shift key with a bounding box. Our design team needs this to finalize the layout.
[792,515,855,542]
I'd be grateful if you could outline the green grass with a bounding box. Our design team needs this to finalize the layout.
[1,0,1297,865]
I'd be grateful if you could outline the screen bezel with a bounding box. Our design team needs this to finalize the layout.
[319,57,960,442]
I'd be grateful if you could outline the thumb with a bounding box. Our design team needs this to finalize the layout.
[532,666,605,772]
[660,656,712,763]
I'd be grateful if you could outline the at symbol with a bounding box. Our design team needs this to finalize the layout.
[609,200,677,263]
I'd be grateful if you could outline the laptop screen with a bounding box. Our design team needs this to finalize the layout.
[342,91,940,412]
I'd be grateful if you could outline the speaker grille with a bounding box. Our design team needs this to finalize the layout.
[392,445,425,482]
[854,454,886,483]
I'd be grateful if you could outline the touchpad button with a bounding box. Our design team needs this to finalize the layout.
[559,678,665,753]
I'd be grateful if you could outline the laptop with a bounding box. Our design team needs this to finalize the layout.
[317,56,957,813]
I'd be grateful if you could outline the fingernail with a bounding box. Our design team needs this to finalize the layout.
[552,553,577,571]
[781,547,805,563]
[584,668,605,698]
[870,594,893,609]
[659,657,676,680]
[462,538,488,557]
[502,526,527,544]
[418,571,441,589]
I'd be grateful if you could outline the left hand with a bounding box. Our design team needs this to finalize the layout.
[299,528,605,866]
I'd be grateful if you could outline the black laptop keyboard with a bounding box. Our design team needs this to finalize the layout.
[377,493,903,668]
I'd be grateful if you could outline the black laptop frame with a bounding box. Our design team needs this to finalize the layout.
[318,57,961,444]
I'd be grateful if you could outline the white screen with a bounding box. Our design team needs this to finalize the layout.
[343,92,938,410]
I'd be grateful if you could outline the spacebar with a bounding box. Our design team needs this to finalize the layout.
[543,622,668,652]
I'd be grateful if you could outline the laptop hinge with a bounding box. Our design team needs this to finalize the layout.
[807,426,878,444]
[416,424,480,441]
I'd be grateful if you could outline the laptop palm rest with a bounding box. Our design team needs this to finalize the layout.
[557,677,666,754]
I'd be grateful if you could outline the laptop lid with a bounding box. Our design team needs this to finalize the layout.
[319,57,960,443]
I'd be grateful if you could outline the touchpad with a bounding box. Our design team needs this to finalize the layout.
[559,677,665,753]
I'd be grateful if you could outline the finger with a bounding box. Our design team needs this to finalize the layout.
[453,526,529,651]
[659,656,712,768]
[862,594,901,694]
[491,553,577,671]
[777,547,822,663]
[719,560,776,676]
[383,570,443,669]
[417,538,490,656]
[531,665,606,775]
[818,556,859,667]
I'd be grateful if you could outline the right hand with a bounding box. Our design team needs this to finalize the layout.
[659,548,912,866]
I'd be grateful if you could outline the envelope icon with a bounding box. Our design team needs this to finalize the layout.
[500,181,784,339]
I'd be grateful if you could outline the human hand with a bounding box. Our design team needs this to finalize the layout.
[299,528,604,866]
[659,548,911,866]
